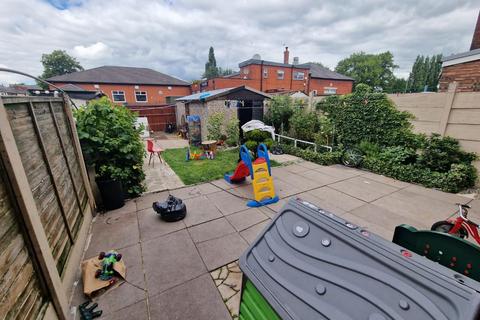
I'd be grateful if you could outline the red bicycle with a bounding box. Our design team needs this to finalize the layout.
[431,203,480,244]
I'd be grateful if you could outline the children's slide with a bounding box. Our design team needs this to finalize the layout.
[224,161,250,183]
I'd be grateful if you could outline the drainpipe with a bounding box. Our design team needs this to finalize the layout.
[290,64,294,91]
[260,60,264,92]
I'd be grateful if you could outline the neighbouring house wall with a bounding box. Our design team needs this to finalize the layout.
[50,82,191,105]
[308,78,354,95]
[388,85,480,176]
[439,60,480,92]
[0,96,96,319]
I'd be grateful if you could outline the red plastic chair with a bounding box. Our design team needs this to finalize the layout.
[147,139,164,167]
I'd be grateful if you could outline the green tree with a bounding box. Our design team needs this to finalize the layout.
[203,46,219,79]
[218,67,234,76]
[386,77,407,93]
[38,50,83,88]
[407,54,442,92]
[335,51,398,91]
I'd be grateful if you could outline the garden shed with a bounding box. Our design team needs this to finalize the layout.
[176,86,270,140]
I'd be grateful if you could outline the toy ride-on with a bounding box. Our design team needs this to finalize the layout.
[94,251,122,281]
[431,203,479,243]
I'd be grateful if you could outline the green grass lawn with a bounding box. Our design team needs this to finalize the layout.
[163,147,279,185]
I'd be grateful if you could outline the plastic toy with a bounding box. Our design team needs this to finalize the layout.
[94,251,122,281]
[431,203,480,244]
[224,143,279,207]
[78,301,102,320]
[153,195,187,222]
[185,147,215,161]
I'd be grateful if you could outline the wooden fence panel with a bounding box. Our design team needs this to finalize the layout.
[129,105,176,131]
[0,160,47,320]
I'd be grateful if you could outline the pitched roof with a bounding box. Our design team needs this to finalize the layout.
[238,59,353,81]
[58,83,90,91]
[177,85,270,102]
[297,63,354,80]
[47,66,190,86]
[442,47,480,67]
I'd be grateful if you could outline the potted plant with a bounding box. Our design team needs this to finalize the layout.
[75,97,146,210]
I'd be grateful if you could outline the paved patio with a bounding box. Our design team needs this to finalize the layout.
[71,161,478,320]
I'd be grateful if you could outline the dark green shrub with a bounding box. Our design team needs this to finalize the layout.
[244,140,258,153]
[419,133,476,172]
[245,129,271,142]
[376,146,417,165]
[207,111,225,140]
[280,144,342,165]
[264,96,294,133]
[75,97,146,196]
[357,141,381,158]
[289,109,320,141]
[225,118,239,146]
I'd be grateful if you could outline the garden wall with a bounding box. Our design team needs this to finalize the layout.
[388,82,480,174]
[0,96,95,320]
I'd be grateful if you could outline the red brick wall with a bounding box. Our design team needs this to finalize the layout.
[50,82,191,105]
[308,78,354,95]
[439,60,480,92]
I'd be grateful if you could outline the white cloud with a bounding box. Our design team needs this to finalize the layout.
[0,0,478,84]
[73,42,112,59]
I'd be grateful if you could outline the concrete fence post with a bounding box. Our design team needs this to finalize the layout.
[439,81,458,136]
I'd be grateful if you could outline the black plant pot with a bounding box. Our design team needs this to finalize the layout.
[96,178,125,211]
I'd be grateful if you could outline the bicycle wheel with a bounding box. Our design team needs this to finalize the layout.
[341,148,363,167]
[431,220,468,239]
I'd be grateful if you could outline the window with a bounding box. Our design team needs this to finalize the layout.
[243,67,249,75]
[293,71,305,80]
[112,90,125,102]
[277,70,285,80]
[324,87,337,95]
[135,91,147,102]
[263,68,268,78]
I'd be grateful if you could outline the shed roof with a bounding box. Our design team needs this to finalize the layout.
[47,66,190,86]
[177,85,271,102]
[442,48,480,67]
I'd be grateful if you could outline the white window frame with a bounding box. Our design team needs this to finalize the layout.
[263,68,268,78]
[293,71,305,80]
[243,67,249,75]
[324,87,337,95]
[112,90,126,102]
[135,91,148,102]
[277,69,285,80]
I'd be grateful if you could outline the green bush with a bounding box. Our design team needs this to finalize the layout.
[264,96,294,133]
[225,117,239,146]
[418,133,476,172]
[207,111,225,140]
[280,144,342,165]
[314,115,334,146]
[245,129,271,142]
[289,109,319,141]
[75,97,146,196]
[245,140,258,153]
[319,84,415,147]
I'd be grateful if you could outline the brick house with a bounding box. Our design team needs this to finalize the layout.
[47,66,191,106]
[439,11,480,92]
[192,48,353,96]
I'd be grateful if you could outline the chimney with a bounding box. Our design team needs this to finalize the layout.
[471,10,480,50]
[283,47,289,64]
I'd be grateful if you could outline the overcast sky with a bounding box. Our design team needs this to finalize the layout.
[0,0,478,85]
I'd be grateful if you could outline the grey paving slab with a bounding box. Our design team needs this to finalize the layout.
[276,171,323,191]
[328,176,399,202]
[142,229,206,296]
[188,217,236,243]
[372,188,458,224]
[149,273,231,320]
[170,185,204,200]
[182,195,223,227]
[273,178,303,198]
[226,208,269,232]
[195,182,222,195]
[117,243,145,288]
[298,169,344,186]
[349,203,430,232]
[404,184,471,204]
[298,161,326,170]
[314,164,363,180]
[91,282,146,316]
[101,300,148,320]
[266,196,292,212]
[211,178,242,190]
[104,199,137,217]
[137,208,186,242]
[135,190,169,211]
[258,206,276,219]
[296,191,348,215]
[86,211,139,258]
[196,233,248,271]
[360,171,411,189]
[283,163,311,174]
[207,190,249,215]
[240,220,271,244]
[306,186,367,212]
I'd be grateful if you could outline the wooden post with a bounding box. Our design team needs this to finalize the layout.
[0,99,68,320]
[62,96,96,211]
[439,81,458,136]
[48,101,84,217]
[27,101,74,244]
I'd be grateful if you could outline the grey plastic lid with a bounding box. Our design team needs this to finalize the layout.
[239,197,480,320]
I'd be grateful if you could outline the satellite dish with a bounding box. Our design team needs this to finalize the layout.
[252,54,261,60]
